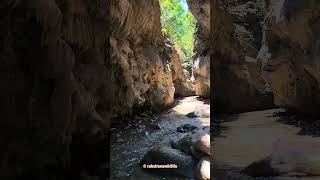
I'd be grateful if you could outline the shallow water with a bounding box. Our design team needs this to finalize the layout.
[213,109,320,180]
[110,96,210,179]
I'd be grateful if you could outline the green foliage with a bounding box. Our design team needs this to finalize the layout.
[159,0,196,62]
[255,0,265,11]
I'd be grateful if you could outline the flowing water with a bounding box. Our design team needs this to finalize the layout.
[110,96,210,179]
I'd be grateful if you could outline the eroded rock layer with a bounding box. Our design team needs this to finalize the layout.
[0,0,193,179]
[188,0,210,98]
[212,0,274,113]
[111,0,195,119]
[261,0,320,116]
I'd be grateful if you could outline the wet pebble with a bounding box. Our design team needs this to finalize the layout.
[146,123,161,130]
[177,124,199,133]
[196,156,210,180]
[116,138,125,143]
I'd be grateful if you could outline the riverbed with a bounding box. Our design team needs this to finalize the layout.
[110,96,210,179]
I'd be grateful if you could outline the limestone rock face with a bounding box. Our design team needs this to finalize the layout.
[261,0,320,116]
[0,0,192,178]
[187,0,210,98]
[165,38,195,97]
[110,0,176,119]
[212,0,274,113]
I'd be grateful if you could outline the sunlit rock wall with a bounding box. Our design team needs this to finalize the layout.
[188,0,210,98]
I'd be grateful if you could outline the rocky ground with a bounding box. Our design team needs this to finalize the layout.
[212,109,320,180]
[275,111,320,137]
[212,115,225,138]
[110,96,210,179]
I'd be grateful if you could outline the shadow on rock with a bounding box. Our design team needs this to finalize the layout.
[139,145,196,178]
[242,158,279,177]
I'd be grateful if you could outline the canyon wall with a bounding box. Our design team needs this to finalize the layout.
[261,0,320,116]
[212,0,274,113]
[111,0,193,118]
[188,0,210,98]
[0,0,112,178]
[0,0,192,179]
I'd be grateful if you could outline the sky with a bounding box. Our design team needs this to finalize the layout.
[181,0,189,10]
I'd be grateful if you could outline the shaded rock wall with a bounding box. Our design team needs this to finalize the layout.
[188,0,210,98]
[0,0,111,179]
[212,0,274,113]
[110,0,194,120]
[0,0,192,179]
[261,0,320,116]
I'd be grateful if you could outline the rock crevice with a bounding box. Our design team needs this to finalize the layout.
[188,0,210,98]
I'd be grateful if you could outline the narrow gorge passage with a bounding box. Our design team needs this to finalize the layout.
[0,0,209,179]
[110,0,211,179]
[212,0,320,179]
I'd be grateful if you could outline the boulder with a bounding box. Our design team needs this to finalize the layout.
[140,145,196,178]
[186,105,210,118]
[176,124,199,134]
[242,158,279,177]
[171,132,209,160]
[192,133,210,156]
[243,139,320,177]
[171,134,193,155]
[196,156,210,180]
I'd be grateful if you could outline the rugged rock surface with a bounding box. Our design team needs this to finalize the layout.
[187,0,210,98]
[260,0,320,116]
[111,0,176,118]
[166,38,194,97]
[212,0,274,113]
[0,0,193,179]
[140,145,196,178]
[141,127,210,179]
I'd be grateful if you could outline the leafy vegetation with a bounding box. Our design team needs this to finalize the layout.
[159,0,196,62]
[255,0,265,14]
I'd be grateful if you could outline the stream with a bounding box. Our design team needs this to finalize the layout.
[110,96,210,179]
